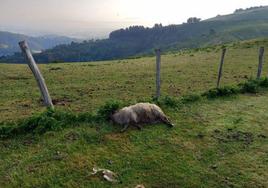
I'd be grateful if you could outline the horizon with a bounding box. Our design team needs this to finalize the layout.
[1,0,268,39]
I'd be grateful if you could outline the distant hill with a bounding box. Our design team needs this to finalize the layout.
[1,6,268,63]
[0,31,79,56]
[207,6,268,21]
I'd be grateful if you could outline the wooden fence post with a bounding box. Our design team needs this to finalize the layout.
[19,41,54,109]
[217,48,227,88]
[257,47,265,79]
[155,49,161,99]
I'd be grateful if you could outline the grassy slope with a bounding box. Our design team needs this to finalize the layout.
[1,39,268,122]
[0,39,268,187]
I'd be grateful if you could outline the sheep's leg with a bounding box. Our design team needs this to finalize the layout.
[120,124,129,132]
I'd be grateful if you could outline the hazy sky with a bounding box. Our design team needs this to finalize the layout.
[0,0,268,38]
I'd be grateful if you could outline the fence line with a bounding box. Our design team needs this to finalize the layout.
[15,42,266,108]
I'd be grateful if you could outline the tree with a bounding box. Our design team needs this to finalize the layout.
[153,23,163,29]
[187,17,201,24]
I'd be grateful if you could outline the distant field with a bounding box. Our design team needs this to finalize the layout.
[0,40,268,187]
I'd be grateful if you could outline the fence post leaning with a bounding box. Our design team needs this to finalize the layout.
[257,47,265,79]
[217,48,227,88]
[19,41,54,109]
[155,49,161,99]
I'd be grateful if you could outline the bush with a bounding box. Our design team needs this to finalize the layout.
[203,88,218,98]
[239,77,268,93]
[219,86,240,96]
[203,86,240,98]
[240,79,260,93]
[0,124,14,138]
[97,100,122,120]
[259,77,268,87]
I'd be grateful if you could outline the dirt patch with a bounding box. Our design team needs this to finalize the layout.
[39,97,73,106]
[52,98,73,106]
[49,67,62,71]
[212,129,254,146]
[82,64,97,67]
[6,76,30,80]
[17,102,31,108]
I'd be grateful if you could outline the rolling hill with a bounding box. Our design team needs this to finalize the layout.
[0,31,79,56]
[1,6,268,64]
[207,6,268,21]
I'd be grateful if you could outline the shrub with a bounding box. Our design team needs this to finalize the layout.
[97,100,122,120]
[239,77,268,93]
[0,124,14,138]
[218,86,240,96]
[240,79,260,93]
[259,77,268,87]
[203,86,239,98]
[203,88,218,98]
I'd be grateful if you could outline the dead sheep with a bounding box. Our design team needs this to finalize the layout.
[111,103,174,132]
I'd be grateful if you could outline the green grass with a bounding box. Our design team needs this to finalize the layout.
[0,40,268,187]
[1,77,268,139]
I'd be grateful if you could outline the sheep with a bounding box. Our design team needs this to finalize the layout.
[111,103,174,132]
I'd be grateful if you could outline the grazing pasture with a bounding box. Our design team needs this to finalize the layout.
[0,39,268,187]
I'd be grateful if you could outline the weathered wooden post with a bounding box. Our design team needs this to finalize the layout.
[19,41,54,109]
[155,49,161,99]
[217,48,227,88]
[257,47,265,79]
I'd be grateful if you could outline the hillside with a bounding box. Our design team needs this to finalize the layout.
[207,6,268,21]
[0,39,268,187]
[1,6,268,64]
[0,31,79,56]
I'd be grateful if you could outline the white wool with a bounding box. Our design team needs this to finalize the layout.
[111,103,172,126]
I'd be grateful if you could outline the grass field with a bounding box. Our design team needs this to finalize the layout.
[0,39,268,187]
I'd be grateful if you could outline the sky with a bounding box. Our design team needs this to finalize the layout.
[0,0,268,39]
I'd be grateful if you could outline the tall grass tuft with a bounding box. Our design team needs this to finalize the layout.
[97,100,122,120]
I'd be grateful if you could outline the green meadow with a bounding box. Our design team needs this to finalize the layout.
[0,39,268,187]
